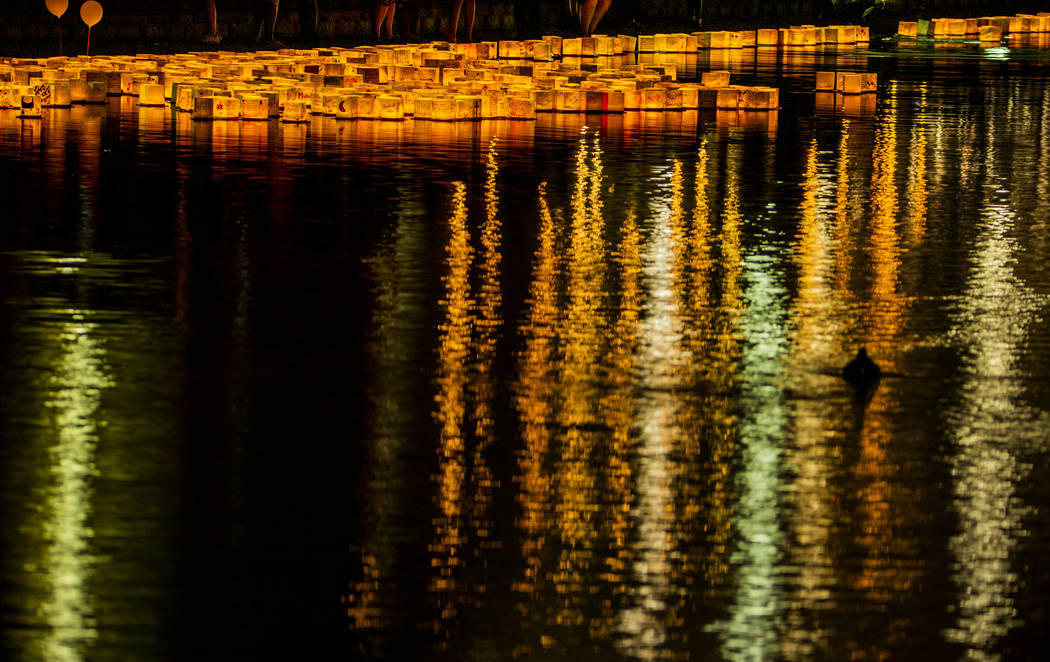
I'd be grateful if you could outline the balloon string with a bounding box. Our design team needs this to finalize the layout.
[86,25,91,56]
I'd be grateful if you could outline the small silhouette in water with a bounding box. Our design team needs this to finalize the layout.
[842,348,881,387]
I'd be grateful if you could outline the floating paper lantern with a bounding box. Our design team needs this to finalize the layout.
[742,86,778,110]
[138,82,165,106]
[834,72,877,94]
[979,25,1003,41]
[174,85,198,112]
[35,81,72,107]
[279,99,306,123]
[239,95,269,120]
[755,29,778,46]
[701,70,731,87]
[19,94,44,118]
[192,95,240,120]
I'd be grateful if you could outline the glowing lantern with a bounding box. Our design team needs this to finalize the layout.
[507,96,535,120]
[742,86,779,110]
[35,81,72,107]
[19,94,44,118]
[239,95,269,120]
[280,100,309,123]
[701,70,730,87]
[138,82,165,106]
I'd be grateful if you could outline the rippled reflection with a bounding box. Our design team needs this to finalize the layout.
[40,308,108,662]
[6,42,1050,662]
[13,257,115,662]
[943,123,1049,661]
[781,139,842,661]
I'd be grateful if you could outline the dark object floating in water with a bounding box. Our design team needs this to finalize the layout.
[843,348,881,386]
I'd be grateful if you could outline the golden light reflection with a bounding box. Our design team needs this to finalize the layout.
[781,138,844,661]
[833,120,853,294]
[469,137,501,567]
[512,181,559,612]
[845,82,919,660]
[549,130,608,646]
[906,85,929,245]
[679,139,736,596]
[427,145,504,646]
[430,180,473,638]
[864,81,907,349]
[37,303,112,662]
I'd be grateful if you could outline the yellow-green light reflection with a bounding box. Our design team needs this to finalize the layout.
[37,297,112,662]
[712,143,787,662]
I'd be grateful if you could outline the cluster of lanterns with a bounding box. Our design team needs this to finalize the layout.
[2,7,889,124]
[898,12,1050,41]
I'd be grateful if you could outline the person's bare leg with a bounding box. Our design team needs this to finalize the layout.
[448,0,464,42]
[375,1,391,38]
[384,3,396,38]
[587,0,611,34]
[204,0,221,43]
[463,0,475,42]
[255,0,280,44]
[580,0,597,35]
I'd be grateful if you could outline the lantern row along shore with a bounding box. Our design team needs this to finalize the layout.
[898,12,1050,40]
[5,10,1039,124]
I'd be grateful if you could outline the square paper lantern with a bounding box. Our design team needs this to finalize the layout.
[19,94,43,118]
[138,83,166,106]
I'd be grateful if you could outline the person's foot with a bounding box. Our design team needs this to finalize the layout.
[201,31,221,46]
[255,36,284,49]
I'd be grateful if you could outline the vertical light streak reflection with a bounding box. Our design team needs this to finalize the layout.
[782,139,842,661]
[833,120,853,295]
[38,305,112,662]
[865,81,905,349]
[943,154,1048,661]
[616,160,688,660]
[430,181,473,638]
[469,138,502,571]
[513,131,621,656]
[512,182,559,630]
[686,140,738,596]
[716,144,787,662]
[347,191,428,636]
[847,82,918,659]
[428,143,503,649]
[906,85,929,245]
[551,130,607,644]
[601,201,640,623]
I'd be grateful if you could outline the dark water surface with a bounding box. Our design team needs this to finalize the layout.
[3,41,1050,661]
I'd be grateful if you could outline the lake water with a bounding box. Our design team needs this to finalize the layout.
[2,38,1050,662]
